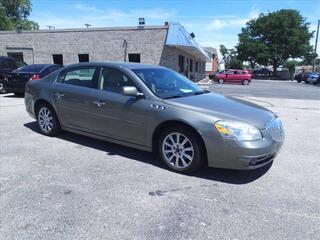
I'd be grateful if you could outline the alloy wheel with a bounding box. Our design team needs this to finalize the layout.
[38,107,53,133]
[162,132,194,169]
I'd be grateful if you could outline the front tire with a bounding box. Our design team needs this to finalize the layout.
[218,79,224,84]
[36,103,61,136]
[158,126,204,173]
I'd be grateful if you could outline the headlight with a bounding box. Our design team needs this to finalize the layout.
[214,120,262,141]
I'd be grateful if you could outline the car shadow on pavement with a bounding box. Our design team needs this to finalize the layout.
[3,93,24,98]
[24,121,272,185]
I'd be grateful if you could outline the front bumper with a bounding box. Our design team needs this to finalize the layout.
[203,128,284,170]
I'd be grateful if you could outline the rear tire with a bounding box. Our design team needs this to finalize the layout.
[158,126,204,173]
[36,103,61,136]
[218,79,224,84]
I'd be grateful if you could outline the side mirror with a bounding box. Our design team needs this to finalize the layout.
[122,86,143,97]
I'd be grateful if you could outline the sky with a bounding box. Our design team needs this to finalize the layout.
[30,0,320,56]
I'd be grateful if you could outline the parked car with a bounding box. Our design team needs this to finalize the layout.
[208,70,228,80]
[0,56,19,93]
[253,68,272,76]
[294,71,313,82]
[214,69,252,85]
[6,64,63,95]
[305,72,320,85]
[25,62,284,173]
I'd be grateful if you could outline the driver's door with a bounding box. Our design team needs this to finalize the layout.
[87,67,150,145]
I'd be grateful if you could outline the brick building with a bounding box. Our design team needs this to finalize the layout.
[204,47,219,75]
[0,23,209,81]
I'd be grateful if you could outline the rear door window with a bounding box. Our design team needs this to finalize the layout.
[61,67,98,88]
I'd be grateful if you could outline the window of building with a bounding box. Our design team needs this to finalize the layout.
[78,54,89,62]
[195,61,198,72]
[61,67,97,88]
[128,54,140,63]
[7,52,24,63]
[189,59,193,72]
[52,54,63,65]
[100,67,136,93]
[178,55,185,73]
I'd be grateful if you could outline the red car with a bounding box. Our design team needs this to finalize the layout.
[214,69,252,85]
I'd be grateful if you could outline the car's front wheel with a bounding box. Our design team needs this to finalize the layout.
[218,79,224,84]
[36,103,61,136]
[243,79,250,85]
[158,127,204,173]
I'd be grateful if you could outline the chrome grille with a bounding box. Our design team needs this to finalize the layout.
[266,118,285,142]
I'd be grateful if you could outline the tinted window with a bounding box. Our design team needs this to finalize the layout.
[53,54,63,65]
[178,55,185,72]
[61,67,96,88]
[100,68,136,93]
[78,54,89,62]
[40,65,61,77]
[128,54,140,63]
[15,64,47,73]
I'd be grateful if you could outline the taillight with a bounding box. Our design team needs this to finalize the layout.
[30,74,40,80]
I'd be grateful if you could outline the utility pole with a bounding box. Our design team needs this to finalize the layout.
[46,25,55,30]
[313,19,319,71]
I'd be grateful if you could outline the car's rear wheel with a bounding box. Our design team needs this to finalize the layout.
[218,79,224,84]
[158,126,204,173]
[243,80,250,85]
[36,103,61,136]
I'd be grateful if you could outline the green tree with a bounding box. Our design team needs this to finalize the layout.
[236,27,269,69]
[0,0,39,30]
[219,45,242,69]
[228,58,243,69]
[237,9,314,76]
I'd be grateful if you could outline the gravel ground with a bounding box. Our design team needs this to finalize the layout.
[0,80,319,240]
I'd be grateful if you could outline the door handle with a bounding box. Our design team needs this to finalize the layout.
[55,92,64,98]
[93,100,106,107]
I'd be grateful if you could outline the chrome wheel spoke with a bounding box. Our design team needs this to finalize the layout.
[162,132,194,169]
[180,157,187,167]
[183,153,193,161]
[38,107,53,133]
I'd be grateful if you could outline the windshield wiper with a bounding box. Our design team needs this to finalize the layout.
[163,93,187,99]
[193,90,210,95]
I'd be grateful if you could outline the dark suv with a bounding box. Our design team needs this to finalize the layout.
[0,56,19,93]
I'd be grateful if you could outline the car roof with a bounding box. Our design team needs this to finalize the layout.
[0,56,16,61]
[64,61,166,70]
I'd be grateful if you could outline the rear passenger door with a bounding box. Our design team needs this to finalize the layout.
[52,66,100,130]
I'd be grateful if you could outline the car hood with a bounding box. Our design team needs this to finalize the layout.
[162,92,275,129]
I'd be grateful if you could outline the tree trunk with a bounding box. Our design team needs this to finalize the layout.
[272,62,278,78]
[250,61,255,69]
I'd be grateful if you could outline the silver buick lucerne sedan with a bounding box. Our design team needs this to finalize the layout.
[25,62,284,173]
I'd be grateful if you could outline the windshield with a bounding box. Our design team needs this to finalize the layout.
[132,68,205,99]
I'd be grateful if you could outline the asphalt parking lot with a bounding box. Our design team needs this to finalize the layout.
[0,80,319,240]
